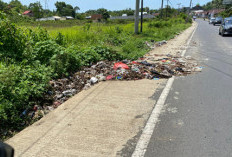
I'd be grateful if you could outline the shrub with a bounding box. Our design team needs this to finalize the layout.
[121,39,149,60]
[50,51,81,77]
[55,32,66,46]
[0,17,27,61]
[26,27,51,46]
[0,62,52,137]
[92,46,122,61]
[33,40,64,64]
[79,47,102,66]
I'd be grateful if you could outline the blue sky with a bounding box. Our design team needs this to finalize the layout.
[3,0,212,12]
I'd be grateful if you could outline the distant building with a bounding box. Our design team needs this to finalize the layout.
[153,13,160,16]
[205,9,225,17]
[192,10,204,17]
[65,16,74,20]
[91,14,103,20]
[122,14,127,17]
[85,16,91,19]
[36,16,61,21]
[110,14,155,20]
[139,12,148,16]
[23,10,33,17]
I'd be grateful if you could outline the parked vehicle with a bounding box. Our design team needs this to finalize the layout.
[219,17,232,36]
[213,17,223,25]
[209,17,216,24]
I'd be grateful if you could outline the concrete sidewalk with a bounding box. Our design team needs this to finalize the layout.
[6,80,162,157]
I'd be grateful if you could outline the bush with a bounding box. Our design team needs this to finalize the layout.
[148,20,172,28]
[0,17,27,61]
[0,62,52,137]
[92,46,122,61]
[121,39,149,60]
[50,51,81,77]
[55,32,66,46]
[33,40,64,64]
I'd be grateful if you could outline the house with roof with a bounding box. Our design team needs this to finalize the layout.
[36,16,62,21]
[23,10,33,17]
[91,14,103,21]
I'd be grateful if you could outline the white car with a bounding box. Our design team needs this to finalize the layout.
[209,17,216,24]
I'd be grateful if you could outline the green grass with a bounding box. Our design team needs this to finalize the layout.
[45,19,191,59]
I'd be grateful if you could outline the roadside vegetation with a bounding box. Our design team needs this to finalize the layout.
[203,0,232,17]
[0,9,191,140]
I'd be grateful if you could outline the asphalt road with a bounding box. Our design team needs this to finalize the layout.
[144,19,232,157]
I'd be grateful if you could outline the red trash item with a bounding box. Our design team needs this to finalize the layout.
[33,105,38,111]
[106,75,114,80]
[132,61,140,64]
[113,62,129,70]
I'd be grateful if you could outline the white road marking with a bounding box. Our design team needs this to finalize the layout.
[131,77,175,157]
[131,23,198,157]
[181,23,198,57]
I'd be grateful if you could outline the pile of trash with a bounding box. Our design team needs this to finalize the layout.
[49,54,202,104]
[145,40,168,49]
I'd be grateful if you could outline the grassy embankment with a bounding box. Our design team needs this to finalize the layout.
[0,13,191,140]
[46,19,191,59]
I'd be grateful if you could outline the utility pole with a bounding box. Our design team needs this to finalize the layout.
[189,0,192,15]
[140,0,144,33]
[177,3,181,13]
[160,0,164,18]
[135,0,140,34]
[166,0,168,18]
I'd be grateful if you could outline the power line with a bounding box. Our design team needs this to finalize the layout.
[168,0,174,7]
[45,0,49,10]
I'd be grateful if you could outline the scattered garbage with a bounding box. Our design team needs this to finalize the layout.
[47,54,202,104]
[157,40,168,46]
[28,52,202,120]
[113,62,130,70]
[90,77,98,84]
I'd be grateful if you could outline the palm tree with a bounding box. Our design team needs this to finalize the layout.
[74,6,80,13]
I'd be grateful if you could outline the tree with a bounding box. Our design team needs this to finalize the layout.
[202,0,226,10]
[74,6,80,13]
[75,13,85,20]
[28,2,43,19]
[85,9,98,16]
[144,7,150,13]
[55,1,66,15]
[55,1,76,17]
[65,4,75,17]
[97,8,110,20]
[0,0,7,11]
[9,0,26,13]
